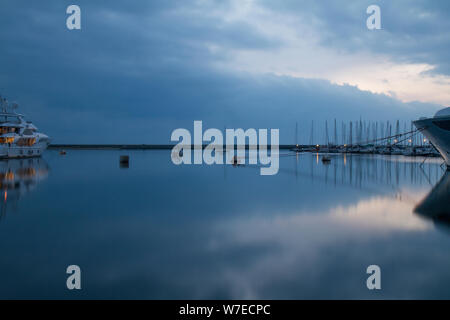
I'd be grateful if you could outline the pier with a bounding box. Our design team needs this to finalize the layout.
[48,143,441,158]
[46,118,445,160]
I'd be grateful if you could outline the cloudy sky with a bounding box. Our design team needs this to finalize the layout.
[0,0,448,143]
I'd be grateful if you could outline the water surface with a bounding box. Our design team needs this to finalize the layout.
[0,150,449,299]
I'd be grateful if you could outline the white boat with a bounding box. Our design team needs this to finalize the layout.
[0,95,50,158]
[414,107,450,168]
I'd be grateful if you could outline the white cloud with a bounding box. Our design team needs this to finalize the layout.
[199,0,450,105]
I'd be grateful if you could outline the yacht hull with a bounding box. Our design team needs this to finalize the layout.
[414,117,450,167]
[0,142,48,159]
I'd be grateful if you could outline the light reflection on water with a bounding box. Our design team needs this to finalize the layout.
[0,150,449,299]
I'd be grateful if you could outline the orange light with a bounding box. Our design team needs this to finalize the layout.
[0,137,14,144]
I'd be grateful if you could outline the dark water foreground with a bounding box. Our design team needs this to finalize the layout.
[0,150,449,299]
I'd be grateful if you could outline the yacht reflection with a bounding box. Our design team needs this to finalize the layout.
[414,171,450,230]
[0,158,49,219]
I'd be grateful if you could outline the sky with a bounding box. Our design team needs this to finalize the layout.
[0,0,449,143]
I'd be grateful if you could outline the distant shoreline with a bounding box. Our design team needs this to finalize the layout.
[47,144,444,160]
[48,144,298,150]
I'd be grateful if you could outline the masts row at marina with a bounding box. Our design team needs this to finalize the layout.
[293,119,440,157]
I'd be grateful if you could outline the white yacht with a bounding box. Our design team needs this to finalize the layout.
[0,95,50,158]
[414,107,450,168]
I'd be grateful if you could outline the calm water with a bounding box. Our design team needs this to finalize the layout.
[0,150,449,299]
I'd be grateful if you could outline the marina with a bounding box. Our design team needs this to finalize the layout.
[0,97,446,299]
[46,107,450,168]
[1,0,450,305]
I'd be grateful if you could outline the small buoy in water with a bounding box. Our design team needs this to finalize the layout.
[59,150,66,155]
[120,155,129,168]
[321,156,331,163]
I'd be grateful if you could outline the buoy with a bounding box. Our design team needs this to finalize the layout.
[59,150,66,155]
[119,155,129,168]
[321,156,331,163]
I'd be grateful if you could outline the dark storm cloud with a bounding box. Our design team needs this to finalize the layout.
[0,0,444,143]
